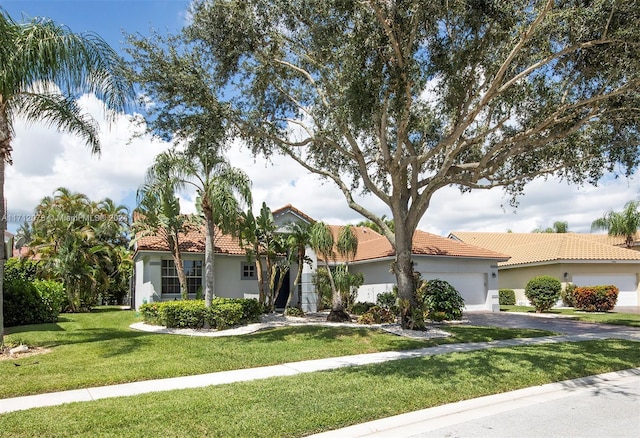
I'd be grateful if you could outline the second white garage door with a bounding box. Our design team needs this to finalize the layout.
[572,274,638,307]
[421,272,487,310]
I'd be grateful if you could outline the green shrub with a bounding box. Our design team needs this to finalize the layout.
[141,299,252,329]
[420,279,465,320]
[356,305,396,325]
[139,303,161,325]
[427,310,447,322]
[234,298,263,322]
[159,300,207,329]
[525,276,561,312]
[573,285,619,312]
[313,268,333,311]
[4,258,38,283]
[3,278,48,326]
[376,291,398,311]
[561,283,576,307]
[208,299,244,329]
[33,279,66,319]
[285,306,305,317]
[498,289,516,306]
[351,301,376,315]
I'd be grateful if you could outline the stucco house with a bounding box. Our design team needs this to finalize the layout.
[132,205,508,312]
[449,232,640,306]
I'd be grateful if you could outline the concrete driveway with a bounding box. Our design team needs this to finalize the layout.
[463,311,640,339]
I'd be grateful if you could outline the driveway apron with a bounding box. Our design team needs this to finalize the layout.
[463,311,640,340]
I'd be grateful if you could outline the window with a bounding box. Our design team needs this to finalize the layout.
[161,259,202,294]
[241,262,256,280]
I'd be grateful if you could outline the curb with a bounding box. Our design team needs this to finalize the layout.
[308,368,640,437]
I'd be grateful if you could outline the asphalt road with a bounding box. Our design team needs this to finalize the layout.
[419,372,640,438]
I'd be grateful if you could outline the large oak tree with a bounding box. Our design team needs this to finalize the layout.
[132,0,639,327]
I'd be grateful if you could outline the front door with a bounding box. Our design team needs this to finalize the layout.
[274,271,291,310]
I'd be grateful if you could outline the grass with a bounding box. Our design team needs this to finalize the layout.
[0,339,637,437]
[500,305,640,327]
[0,307,555,399]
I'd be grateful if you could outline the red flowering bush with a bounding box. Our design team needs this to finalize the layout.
[573,285,619,312]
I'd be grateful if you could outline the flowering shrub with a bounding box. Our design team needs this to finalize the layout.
[573,285,619,312]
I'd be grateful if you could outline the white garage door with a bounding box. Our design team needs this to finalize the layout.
[421,273,487,310]
[572,274,638,307]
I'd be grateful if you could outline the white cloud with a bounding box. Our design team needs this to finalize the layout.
[6,94,171,230]
[6,93,638,238]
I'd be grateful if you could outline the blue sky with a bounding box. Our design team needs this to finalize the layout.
[1,1,637,235]
[2,1,190,50]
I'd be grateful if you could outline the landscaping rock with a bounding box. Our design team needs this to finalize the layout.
[10,345,29,355]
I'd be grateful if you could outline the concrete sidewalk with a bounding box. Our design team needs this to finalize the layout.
[1,331,637,414]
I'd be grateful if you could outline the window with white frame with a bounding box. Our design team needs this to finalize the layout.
[161,259,202,294]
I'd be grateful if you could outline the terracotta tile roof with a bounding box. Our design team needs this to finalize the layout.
[135,225,246,255]
[134,206,506,262]
[324,226,508,263]
[449,232,640,267]
[12,246,41,260]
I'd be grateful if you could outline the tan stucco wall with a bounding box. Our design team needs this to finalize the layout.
[499,262,640,305]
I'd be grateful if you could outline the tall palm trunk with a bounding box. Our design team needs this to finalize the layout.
[0,105,10,346]
[202,202,216,307]
[286,246,305,308]
[254,245,266,306]
[168,233,188,300]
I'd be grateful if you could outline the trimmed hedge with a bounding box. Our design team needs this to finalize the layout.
[139,298,262,329]
[33,279,67,319]
[3,278,66,327]
[525,276,561,312]
[498,289,516,306]
[573,285,619,312]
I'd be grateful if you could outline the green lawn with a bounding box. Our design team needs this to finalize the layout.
[500,305,640,327]
[1,307,554,398]
[0,339,637,437]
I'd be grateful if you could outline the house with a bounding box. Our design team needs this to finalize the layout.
[132,205,509,312]
[449,232,640,306]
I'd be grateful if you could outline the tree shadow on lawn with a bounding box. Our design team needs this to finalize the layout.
[243,325,427,349]
[6,322,65,333]
[336,340,639,386]
[8,326,153,358]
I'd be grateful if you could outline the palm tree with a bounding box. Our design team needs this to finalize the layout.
[31,188,113,311]
[532,221,569,233]
[0,11,133,343]
[591,200,640,248]
[147,147,252,307]
[357,215,395,234]
[132,180,196,300]
[238,208,267,306]
[310,222,350,322]
[337,225,358,270]
[334,225,359,310]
